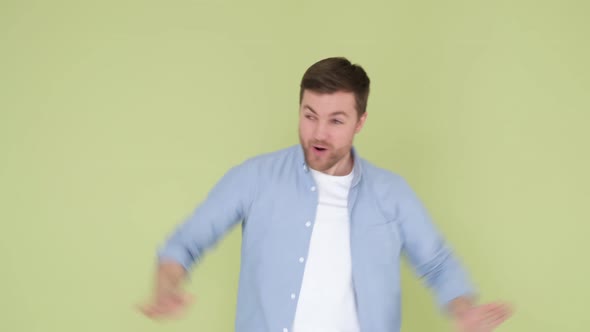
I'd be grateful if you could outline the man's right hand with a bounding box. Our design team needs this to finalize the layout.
[138,261,193,319]
[139,289,194,319]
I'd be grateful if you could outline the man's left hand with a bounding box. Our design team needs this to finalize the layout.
[453,302,513,332]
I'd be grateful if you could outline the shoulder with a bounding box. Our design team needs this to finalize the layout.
[211,145,299,195]
[359,158,423,221]
[231,145,301,174]
[359,158,418,204]
[361,159,410,191]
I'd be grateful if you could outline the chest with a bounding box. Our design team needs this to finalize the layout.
[242,181,403,268]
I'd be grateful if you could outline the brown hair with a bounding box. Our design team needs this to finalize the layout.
[299,57,371,117]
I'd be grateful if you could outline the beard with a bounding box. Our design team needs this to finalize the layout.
[300,138,349,173]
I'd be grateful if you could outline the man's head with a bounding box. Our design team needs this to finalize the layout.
[298,57,370,175]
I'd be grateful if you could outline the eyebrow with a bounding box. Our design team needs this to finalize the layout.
[303,105,349,117]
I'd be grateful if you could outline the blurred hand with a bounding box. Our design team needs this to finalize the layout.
[138,288,194,319]
[453,302,513,332]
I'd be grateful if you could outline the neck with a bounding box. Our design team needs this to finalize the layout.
[324,150,354,176]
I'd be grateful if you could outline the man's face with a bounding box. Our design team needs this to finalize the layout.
[298,90,367,175]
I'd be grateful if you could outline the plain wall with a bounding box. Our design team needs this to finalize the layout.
[1,1,588,331]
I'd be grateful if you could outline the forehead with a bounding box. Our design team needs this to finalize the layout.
[300,90,356,116]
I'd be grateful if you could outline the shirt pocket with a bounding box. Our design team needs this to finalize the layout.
[354,218,403,266]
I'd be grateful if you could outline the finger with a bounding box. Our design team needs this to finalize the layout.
[480,302,505,312]
[488,307,513,328]
[139,303,164,318]
[154,294,193,316]
[474,310,509,331]
[489,303,513,321]
[139,292,195,319]
[165,292,194,307]
[161,296,182,308]
[154,301,191,319]
[163,291,193,305]
[479,302,511,320]
[141,303,170,318]
[141,301,181,319]
[138,304,152,316]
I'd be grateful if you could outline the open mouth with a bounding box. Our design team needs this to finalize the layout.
[313,146,327,152]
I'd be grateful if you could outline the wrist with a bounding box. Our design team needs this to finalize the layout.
[449,296,476,319]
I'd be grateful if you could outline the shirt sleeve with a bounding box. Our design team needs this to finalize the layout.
[396,178,478,311]
[156,160,256,272]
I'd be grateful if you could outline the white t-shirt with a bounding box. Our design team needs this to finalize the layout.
[292,167,360,332]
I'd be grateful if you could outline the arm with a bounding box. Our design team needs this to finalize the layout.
[140,161,256,318]
[396,179,513,330]
[395,178,476,310]
[157,161,256,271]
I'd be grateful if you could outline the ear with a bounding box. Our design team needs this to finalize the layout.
[355,112,368,134]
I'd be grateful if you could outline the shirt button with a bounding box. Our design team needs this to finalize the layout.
[299,257,305,263]
[291,293,296,299]
[305,221,312,227]
[310,186,316,192]
[283,329,289,332]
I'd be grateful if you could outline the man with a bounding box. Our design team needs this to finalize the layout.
[139,57,513,332]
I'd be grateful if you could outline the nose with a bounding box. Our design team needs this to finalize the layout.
[313,121,329,141]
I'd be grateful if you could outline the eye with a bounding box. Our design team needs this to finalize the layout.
[305,114,316,120]
[331,119,344,125]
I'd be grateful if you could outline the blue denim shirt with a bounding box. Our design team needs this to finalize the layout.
[157,145,475,332]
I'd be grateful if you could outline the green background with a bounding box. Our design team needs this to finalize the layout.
[1,0,588,331]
